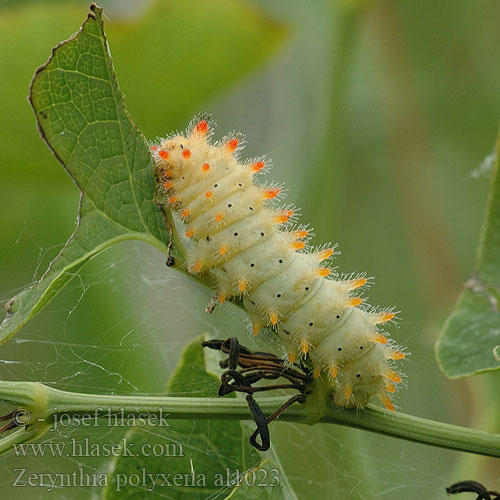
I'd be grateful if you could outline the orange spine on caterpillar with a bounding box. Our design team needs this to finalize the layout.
[151,115,406,411]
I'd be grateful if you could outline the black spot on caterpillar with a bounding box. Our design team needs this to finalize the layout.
[151,116,406,411]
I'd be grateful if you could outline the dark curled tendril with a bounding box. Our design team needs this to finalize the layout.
[246,395,270,451]
[446,480,500,500]
[202,337,312,451]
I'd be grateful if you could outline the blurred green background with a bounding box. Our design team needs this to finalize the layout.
[1,0,500,498]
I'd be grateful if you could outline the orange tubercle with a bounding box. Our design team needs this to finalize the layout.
[163,181,173,189]
[350,277,367,289]
[201,163,210,172]
[205,190,213,199]
[185,228,195,239]
[218,293,226,304]
[269,312,278,326]
[225,138,239,152]
[159,149,169,160]
[300,340,309,354]
[238,280,247,293]
[380,394,395,412]
[292,229,309,240]
[150,145,159,151]
[386,370,402,383]
[329,364,338,378]
[288,353,296,364]
[317,248,334,261]
[218,245,228,256]
[252,324,260,336]
[373,333,388,344]
[317,267,331,277]
[344,387,352,401]
[196,120,208,135]
[182,149,191,159]
[385,382,396,393]
[251,161,265,172]
[291,241,306,251]
[180,209,190,219]
[313,369,320,379]
[274,210,293,224]
[264,187,281,199]
[377,312,395,324]
[164,169,173,177]
[214,212,224,223]
[168,195,178,205]
[388,350,406,360]
[348,297,363,307]
[192,261,203,273]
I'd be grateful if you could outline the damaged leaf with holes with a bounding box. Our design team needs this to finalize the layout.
[437,132,500,378]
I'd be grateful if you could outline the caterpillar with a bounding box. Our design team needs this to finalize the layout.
[151,116,406,411]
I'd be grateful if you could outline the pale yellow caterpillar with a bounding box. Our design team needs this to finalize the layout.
[151,116,406,411]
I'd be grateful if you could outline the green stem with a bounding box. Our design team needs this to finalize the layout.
[323,401,500,459]
[1,381,500,459]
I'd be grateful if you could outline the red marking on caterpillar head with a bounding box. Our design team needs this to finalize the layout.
[159,150,169,160]
[150,145,159,151]
[318,267,331,277]
[185,228,195,238]
[251,161,265,172]
[196,120,208,135]
[205,190,213,199]
[291,241,306,251]
[264,187,281,199]
[225,138,239,152]
[182,149,191,159]
[168,195,178,205]
[201,163,210,172]
[180,209,190,219]
[163,181,173,189]
[348,297,363,307]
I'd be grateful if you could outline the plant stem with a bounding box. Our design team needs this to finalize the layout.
[1,381,500,459]
[323,400,500,459]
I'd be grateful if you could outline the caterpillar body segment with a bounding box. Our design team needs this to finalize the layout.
[152,117,405,411]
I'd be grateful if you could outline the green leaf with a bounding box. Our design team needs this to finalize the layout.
[102,335,296,499]
[437,132,500,378]
[1,2,285,344]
